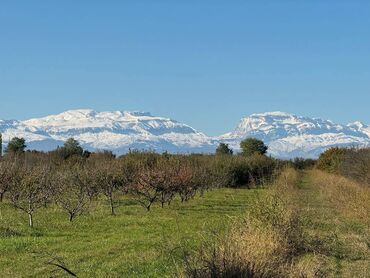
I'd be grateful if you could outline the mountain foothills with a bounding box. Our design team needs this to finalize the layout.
[0,109,369,158]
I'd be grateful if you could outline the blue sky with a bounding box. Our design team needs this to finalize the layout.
[1,1,369,135]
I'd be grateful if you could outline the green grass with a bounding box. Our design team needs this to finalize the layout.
[2,171,368,277]
[0,188,263,278]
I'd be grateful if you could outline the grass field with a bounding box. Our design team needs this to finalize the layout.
[181,170,370,277]
[1,170,369,277]
[298,171,370,277]
[0,188,262,277]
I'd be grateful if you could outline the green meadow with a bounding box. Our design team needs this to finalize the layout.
[0,188,262,277]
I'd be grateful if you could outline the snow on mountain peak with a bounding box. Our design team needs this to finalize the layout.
[347,121,367,130]
[220,111,370,158]
[0,110,369,158]
[250,111,295,118]
[124,111,153,117]
[1,109,213,154]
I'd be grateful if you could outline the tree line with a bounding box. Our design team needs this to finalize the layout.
[0,136,280,227]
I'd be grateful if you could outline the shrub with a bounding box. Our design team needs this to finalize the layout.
[316,147,347,173]
[339,147,370,185]
[183,169,312,278]
[290,157,316,170]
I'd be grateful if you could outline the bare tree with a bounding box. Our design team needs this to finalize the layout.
[53,163,91,222]
[8,155,51,227]
[0,159,13,202]
[191,163,211,197]
[176,164,196,203]
[130,166,163,211]
[129,158,175,211]
[91,157,124,215]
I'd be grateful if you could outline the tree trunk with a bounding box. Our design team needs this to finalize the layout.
[109,195,115,216]
[28,200,33,227]
[28,212,33,228]
[0,192,4,202]
[69,213,74,222]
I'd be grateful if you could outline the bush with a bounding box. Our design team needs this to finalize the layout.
[316,147,347,173]
[290,157,316,170]
[339,147,370,185]
[209,154,277,188]
[183,169,307,278]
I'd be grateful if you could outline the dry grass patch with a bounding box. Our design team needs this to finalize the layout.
[183,168,370,277]
[309,170,370,225]
[182,168,329,278]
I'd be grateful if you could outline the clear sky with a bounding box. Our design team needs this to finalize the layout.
[1,1,369,136]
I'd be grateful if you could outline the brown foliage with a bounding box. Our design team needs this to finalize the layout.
[339,147,370,186]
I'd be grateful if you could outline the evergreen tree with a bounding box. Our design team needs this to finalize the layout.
[216,143,233,155]
[6,137,26,154]
[240,138,268,156]
[57,138,84,159]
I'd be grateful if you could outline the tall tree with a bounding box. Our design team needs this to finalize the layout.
[56,138,84,159]
[240,138,268,156]
[6,137,26,154]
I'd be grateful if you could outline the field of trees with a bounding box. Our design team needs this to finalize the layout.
[0,136,369,277]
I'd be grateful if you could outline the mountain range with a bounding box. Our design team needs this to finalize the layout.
[0,109,369,158]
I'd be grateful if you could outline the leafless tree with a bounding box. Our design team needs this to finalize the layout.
[129,158,176,211]
[8,155,51,227]
[53,163,92,222]
[176,164,196,203]
[130,166,163,211]
[0,159,13,202]
[91,157,125,215]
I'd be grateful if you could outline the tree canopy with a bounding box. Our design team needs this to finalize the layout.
[240,138,268,156]
[216,143,233,155]
[6,137,26,154]
[56,138,84,159]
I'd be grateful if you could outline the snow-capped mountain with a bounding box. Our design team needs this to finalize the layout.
[0,109,215,154]
[220,112,370,158]
[0,109,369,158]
